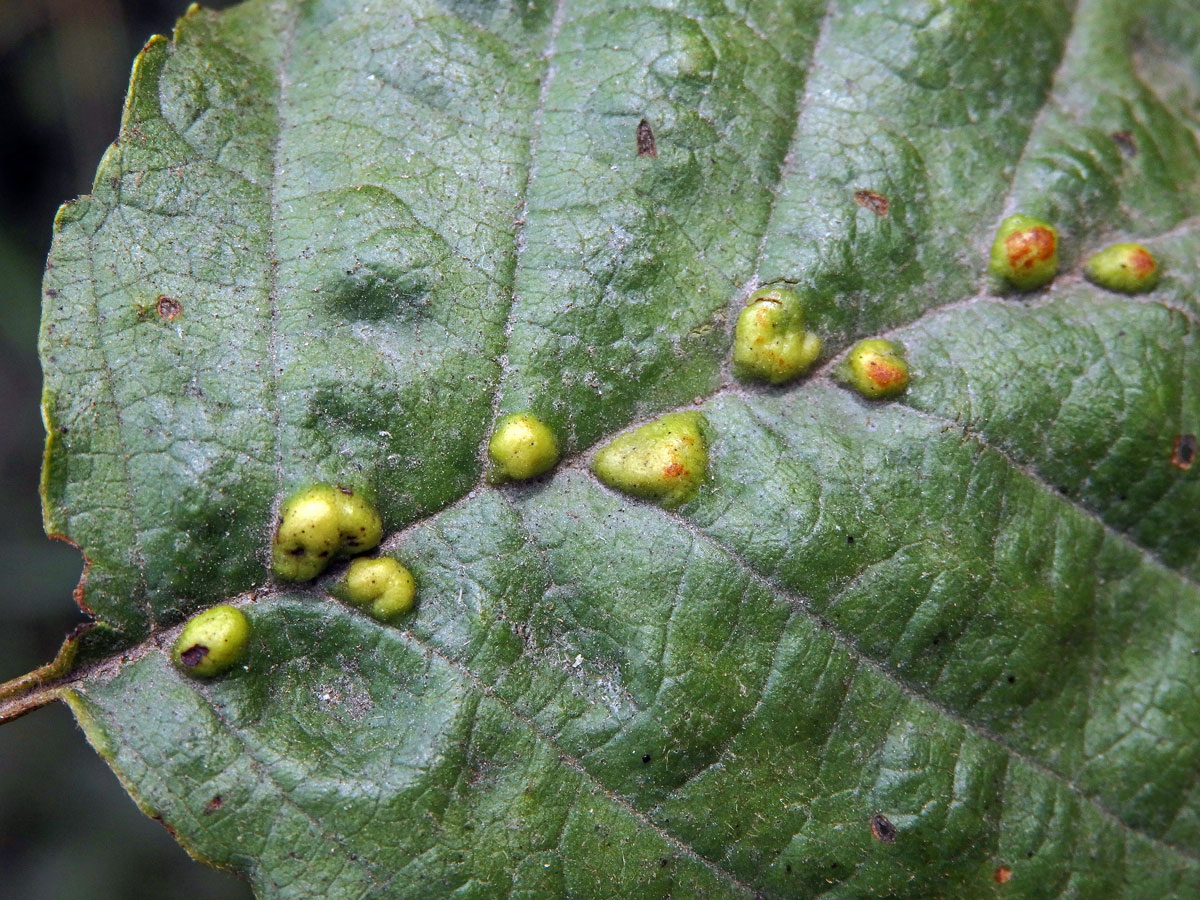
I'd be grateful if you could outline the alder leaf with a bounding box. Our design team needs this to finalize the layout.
[7,1,1200,897]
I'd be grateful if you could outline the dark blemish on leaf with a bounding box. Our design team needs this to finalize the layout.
[846,535,855,545]
[45,289,58,298]
[179,644,209,667]
[156,295,182,320]
[854,189,890,216]
[150,813,179,840]
[204,795,223,814]
[636,118,657,157]
[1007,675,1017,684]
[870,813,897,843]
[785,864,792,874]
[995,865,1013,884]
[659,858,670,868]
[1111,131,1137,157]
[642,754,652,764]
[338,485,354,495]
[1171,434,1197,470]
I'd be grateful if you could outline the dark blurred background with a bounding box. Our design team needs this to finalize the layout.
[0,2,252,897]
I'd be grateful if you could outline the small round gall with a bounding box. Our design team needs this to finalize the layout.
[172,605,251,678]
[488,412,560,482]
[338,556,417,622]
[1084,242,1159,293]
[732,287,822,385]
[989,213,1059,290]
[592,411,709,508]
[837,338,909,400]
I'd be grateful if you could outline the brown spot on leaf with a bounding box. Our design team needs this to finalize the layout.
[156,295,182,320]
[865,358,906,389]
[1005,226,1056,270]
[636,118,657,157]
[854,190,890,216]
[870,813,897,843]
[994,865,1012,884]
[662,462,686,479]
[204,795,223,814]
[1111,130,1137,157]
[1126,246,1157,278]
[179,644,209,668]
[1172,434,1197,470]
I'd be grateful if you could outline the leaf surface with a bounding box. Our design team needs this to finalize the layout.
[16,0,1200,896]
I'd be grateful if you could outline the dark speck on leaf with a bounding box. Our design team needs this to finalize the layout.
[1172,434,1197,470]
[204,795,223,813]
[870,813,897,843]
[642,754,652,764]
[846,535,855,544]
[636,118,657,157]
[854,189,890,216]
[179,644,209,667]
[1111,130,1137,157]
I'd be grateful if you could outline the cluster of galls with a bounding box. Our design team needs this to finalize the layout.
[989,213,1160,294]
[732,285,910,400]
[172,207,1165,681]
[172,484,419,679]
[271,483,383,582]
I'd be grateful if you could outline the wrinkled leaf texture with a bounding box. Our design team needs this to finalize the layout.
[12,0,1200,897]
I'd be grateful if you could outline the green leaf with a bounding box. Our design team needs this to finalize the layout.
[10,0,1200,896]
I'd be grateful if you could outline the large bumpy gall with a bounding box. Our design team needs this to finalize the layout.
[732,287,822,385]
[336,556,417,622]
[592,411,710,508]
[272,483,383,581]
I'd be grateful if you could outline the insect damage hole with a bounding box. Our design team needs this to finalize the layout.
[636,118,658,157]
[1172,434,1197,470]
[869,813,897,843]
[156,295,182,320]
[179,644,209,667]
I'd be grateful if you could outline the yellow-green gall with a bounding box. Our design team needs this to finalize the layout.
[988,213,1059,290]
[488,412,560,482]
[837,338,909,399]
[272,484,342,581]
[1084,242,1159,293]
[272,483,383,581]
[592,411,709,508]
[732,287,822,384]
[172,605,251,678]
[334,486,384,554]
[337,556,417,622]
